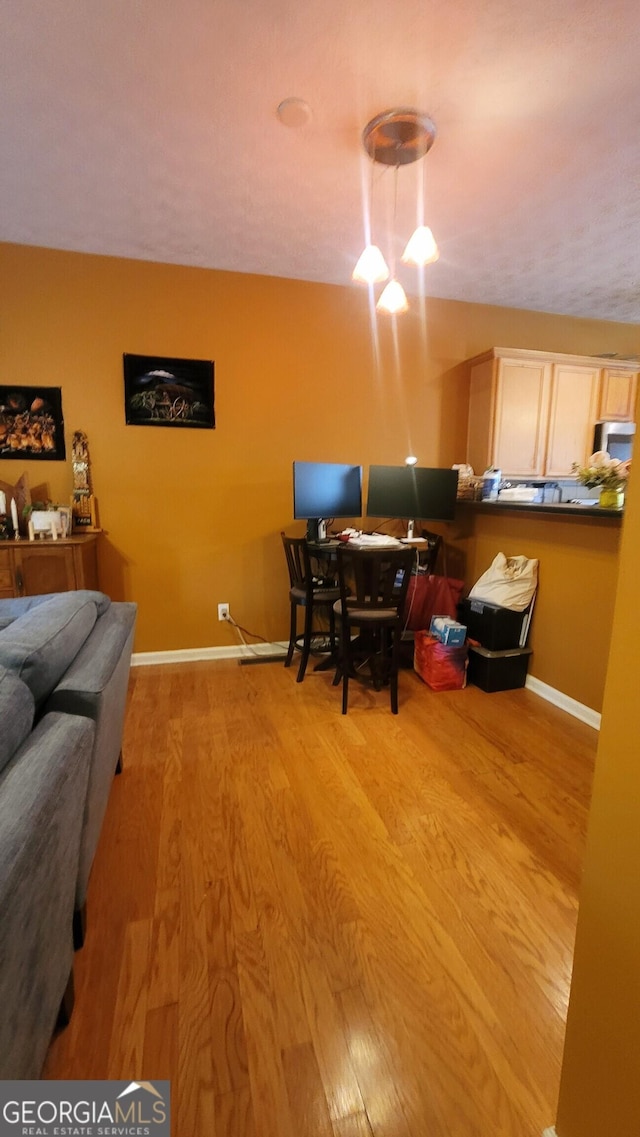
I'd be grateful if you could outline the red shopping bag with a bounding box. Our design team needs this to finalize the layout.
[414,631,468,691]
[404,574,465,631]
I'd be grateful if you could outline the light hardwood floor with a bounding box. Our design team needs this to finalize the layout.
[44,658,597,1137]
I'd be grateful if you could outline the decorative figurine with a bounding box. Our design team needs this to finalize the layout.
[70,430,99,532]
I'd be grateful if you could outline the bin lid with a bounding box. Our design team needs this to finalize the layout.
[467,644,532,659]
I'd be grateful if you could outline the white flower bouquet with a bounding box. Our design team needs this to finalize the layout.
[572,451,631,491]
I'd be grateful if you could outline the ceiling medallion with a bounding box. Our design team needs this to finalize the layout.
[362,108,437,167]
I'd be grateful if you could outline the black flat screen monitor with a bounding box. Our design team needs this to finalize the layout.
[293,461,362,540]
[366,465,459,523]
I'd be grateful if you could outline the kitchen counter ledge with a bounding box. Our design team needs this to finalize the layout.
[456,499,624,520]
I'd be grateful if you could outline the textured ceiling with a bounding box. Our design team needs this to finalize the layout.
[1,0,640,324]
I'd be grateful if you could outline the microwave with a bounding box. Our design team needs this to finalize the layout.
[593,420,635,463]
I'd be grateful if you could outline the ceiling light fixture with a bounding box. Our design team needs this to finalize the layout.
[377,277,409,315]
[352,243,389,284]
[353,108,439,314]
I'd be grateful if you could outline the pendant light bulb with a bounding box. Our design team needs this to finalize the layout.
[376,279,409,315]
[401,225,439,266]
[352,245,390,284]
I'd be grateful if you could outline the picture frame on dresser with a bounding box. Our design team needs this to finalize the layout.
[57,506,72,538]
[71,491,98,533]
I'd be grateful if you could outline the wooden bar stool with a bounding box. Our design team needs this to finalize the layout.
[281,533,340,682]
[332,543,416,713]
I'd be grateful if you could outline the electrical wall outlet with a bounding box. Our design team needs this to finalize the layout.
[218,603,230,622]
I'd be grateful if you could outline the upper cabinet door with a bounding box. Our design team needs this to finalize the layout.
[492,359,552,475]
[466,357,495,474]
[598,368,638,421]
[546,365,600,477]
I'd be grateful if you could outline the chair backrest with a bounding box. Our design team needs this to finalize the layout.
[336,544,416,616]
[281,532,312,592]
[419,529,443,574]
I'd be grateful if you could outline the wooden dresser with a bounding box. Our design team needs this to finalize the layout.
[0,533,100,598]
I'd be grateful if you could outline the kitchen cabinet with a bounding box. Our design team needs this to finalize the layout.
[0,534,100,598]
[598,368,638,421]
[467,354,551,476]
[545,364,600,477]
[466,348,638,477]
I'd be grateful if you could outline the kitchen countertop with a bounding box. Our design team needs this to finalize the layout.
[456,498,624,519]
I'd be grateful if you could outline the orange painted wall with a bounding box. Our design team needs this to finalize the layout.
[554,460,640,1135]
[446,506,622,713]
[1,242,638,692]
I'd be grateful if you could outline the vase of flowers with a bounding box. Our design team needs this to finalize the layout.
[572,451,630,509]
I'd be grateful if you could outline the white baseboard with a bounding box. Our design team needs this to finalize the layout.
[526,674,601,731]
[542,1128,557,1137]
[132,641,288,667]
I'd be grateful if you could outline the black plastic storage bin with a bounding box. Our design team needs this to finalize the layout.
[467,644,532,692]
[458,597,527,651]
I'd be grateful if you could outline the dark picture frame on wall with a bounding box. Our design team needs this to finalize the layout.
[0,385,66,460]
[123,353,215,429]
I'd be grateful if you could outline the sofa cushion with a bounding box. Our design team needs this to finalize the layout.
[0,590,111,630]
[0,665,35,775]
[0,593,100,707]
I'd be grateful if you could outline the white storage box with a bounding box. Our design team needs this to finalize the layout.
[429,616,467,647]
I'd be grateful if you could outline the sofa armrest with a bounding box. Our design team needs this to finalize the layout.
[47,603,137,709]
[45,602,137,911]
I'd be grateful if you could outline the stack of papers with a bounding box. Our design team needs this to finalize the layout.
[498,487,538,502]
[349,534,402,548]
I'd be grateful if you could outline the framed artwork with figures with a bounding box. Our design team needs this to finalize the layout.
[0,385,66,460]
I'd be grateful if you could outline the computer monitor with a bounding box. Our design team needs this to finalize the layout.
[366,465,459,534]
[293,461,362,541]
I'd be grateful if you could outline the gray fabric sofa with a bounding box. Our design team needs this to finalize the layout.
[0,666,94,1078]
[0,589,137,1077]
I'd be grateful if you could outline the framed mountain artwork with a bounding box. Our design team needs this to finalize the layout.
[123,354,215,429]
